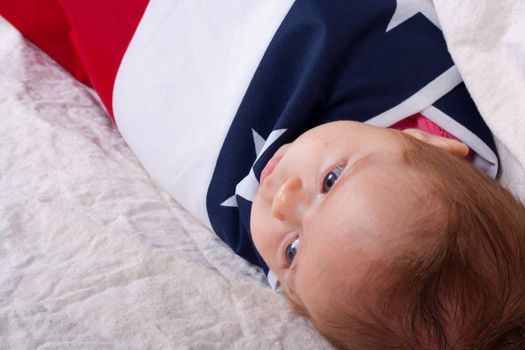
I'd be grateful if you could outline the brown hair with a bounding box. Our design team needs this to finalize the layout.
[290,133,525,350]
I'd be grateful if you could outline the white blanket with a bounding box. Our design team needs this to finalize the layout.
[1,2,525,348]
[435,0,525,200]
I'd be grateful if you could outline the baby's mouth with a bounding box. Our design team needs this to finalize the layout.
[260,156,282,185]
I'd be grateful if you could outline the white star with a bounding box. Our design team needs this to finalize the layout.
[221,128,287,207]
[386,0,440,32]
[252,129,265,157]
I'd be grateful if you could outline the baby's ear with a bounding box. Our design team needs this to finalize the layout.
[402,128,470,158]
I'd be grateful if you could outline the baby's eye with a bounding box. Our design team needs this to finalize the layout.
[322,166,344,193]
[285,238,300,265]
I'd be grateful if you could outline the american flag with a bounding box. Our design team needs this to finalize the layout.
[1,0,498,274]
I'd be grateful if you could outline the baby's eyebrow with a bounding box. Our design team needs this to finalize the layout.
[345,153,374,177]
[327,153,373,196]
[285,263,301,305]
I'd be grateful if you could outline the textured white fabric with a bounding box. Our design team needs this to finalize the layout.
[434,0,525,201]
[0,17,330,349]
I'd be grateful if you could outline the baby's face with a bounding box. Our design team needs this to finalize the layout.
[251,121,428,314]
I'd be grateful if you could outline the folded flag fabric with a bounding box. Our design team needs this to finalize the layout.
[0,0,498,273]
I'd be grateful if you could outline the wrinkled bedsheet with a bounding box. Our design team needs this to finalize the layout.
[0,17,330,350]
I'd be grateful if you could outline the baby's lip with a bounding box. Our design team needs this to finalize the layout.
[260,155,282,185]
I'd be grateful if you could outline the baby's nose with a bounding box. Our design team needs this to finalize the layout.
[271,176,306,225]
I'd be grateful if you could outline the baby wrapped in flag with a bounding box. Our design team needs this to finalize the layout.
[3,0,525,348]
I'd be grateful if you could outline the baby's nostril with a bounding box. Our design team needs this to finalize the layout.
[271,207,285,221]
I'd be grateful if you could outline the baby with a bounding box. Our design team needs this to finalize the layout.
[251,120,525,349]
[3,1,525,349]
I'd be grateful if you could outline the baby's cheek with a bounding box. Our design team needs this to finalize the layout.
[250,197,273,254]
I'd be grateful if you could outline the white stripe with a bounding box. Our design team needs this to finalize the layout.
[267,270,280,291]
[366,65,462,127]
[113,0,296,227]
[365,64,498,178]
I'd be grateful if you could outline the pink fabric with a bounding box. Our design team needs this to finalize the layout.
[390,113,460,140]
[391,113,474,160]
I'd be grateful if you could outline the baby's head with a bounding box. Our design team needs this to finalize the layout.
[250,121,525,349]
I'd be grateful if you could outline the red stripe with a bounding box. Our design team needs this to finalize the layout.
[0,1,90,85]
[1,0,149,121]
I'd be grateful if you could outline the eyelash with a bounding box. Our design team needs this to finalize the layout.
[285,238,299,264]
[280,236,300,269]
[320,165,345,193]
